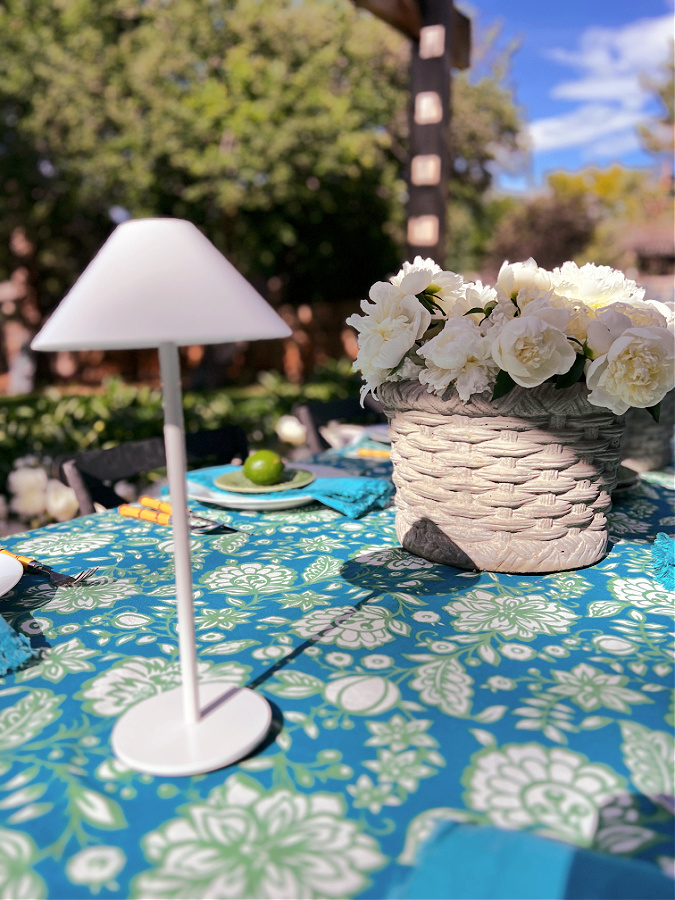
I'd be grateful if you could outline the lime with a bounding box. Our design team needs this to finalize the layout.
[243,449,285,486]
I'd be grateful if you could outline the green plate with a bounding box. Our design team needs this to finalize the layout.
[214,468,316,494]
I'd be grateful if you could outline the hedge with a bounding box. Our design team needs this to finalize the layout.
[0,358,362,493]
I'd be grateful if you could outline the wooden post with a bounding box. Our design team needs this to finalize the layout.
[351,1,471,265]
[406,0,454,265]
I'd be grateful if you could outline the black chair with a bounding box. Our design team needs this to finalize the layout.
[53,425,248,515]
[291,396,386,454]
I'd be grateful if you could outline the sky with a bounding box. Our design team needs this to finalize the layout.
[458,0,674,191]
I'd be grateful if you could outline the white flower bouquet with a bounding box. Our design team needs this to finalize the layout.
[346,257,675,418]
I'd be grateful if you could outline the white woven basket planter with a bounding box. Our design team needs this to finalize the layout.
[378,380,626,574]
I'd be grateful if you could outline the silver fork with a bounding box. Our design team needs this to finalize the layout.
[1,549,100,588]
[26,561,100,588]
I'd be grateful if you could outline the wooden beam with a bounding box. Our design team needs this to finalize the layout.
[351,0,471,69]
[351,0,422,41]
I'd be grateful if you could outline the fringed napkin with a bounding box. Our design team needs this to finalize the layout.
[0,616,36,677]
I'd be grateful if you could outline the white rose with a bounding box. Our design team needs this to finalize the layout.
[8,466,48,518]
[45,479,80,521]
[419,317,497,400]
[275,414,307,447]
[497,258,553,300]
[491,315,577,388]
[586,326,675,414]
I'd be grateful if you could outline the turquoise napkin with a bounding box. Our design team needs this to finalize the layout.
[305,477,393,518]
[389,823,674,900]
[652,533,674,589]
[0,616,36,677]
[186,466,394,519]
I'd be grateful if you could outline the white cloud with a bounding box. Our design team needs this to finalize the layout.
[528,14,674,155]
[530,104,646,152]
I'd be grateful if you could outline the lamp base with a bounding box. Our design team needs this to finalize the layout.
[111,683,272,776]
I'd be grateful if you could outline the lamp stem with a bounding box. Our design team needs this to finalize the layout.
[158,342,200,725]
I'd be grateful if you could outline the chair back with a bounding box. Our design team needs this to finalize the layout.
[292,396,385,454]
[54,425,248,515]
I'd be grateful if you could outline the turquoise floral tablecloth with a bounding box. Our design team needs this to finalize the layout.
[0,453,673,899]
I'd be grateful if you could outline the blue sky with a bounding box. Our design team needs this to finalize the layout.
[458,0,674,191]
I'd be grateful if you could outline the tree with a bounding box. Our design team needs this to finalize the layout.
[485,190,594,271]
[638,47,675,163]
[0,0,523,384]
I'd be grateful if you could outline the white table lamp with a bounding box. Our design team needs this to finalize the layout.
[32,218,291,776]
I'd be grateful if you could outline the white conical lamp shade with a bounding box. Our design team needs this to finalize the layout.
[31,218,291,351]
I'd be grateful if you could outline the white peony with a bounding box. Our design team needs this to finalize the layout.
[389,355,424,382]
[459,281,499,324]
[586,309,633,358]
[390,256,465,318]
[552,261,644,308]
[389,255,442,287]
[497,258,553,300]
[585,326,675,414]
[491,315,577,388]
[45,479,80,522]
[605,299,670,331]
[8,466,48,518]
[347,267,434,399]
[419,317,497,400]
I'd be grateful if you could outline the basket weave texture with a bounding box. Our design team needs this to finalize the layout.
[378,380,625,573]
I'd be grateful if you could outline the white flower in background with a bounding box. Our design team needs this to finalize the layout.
[8,465,48,518]
[491,315,577,388]
[552,261,644,308]
[586,326,675,414]
[497,258,553,300]
[419,317,496,401]
[45,479,79,522]
[275,414,307,446]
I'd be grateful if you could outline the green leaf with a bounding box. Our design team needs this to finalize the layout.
[491,369,517,401]
[266,670,324,699]
[646,402,661,423]
[555,353,586,389]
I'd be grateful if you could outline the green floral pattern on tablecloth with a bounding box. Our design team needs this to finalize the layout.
[0,457,673,898]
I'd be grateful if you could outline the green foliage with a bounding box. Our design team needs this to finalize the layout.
[638,48,674,159]
[0,0,523,319]
[0,0,407,310]
[0,362,363,493]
